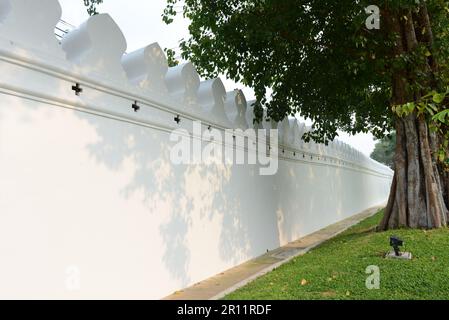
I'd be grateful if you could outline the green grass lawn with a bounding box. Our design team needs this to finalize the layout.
[224,211,449,300]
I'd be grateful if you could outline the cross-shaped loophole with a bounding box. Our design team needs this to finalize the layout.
[132,101,140,112]
[72,83,83,96]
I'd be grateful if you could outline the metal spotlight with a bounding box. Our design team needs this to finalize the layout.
[386,235,412,260]
[389,236,403,256]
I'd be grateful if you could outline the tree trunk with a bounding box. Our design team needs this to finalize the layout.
[440,173,449,221]
[379,6,449,230]
[379,115,448,230]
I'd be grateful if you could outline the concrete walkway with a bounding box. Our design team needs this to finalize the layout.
[164,205,384,300]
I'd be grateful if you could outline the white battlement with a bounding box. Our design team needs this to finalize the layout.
[0,0,393,177]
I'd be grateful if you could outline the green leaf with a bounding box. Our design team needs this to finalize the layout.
[433,93,446,104]
[428,103,439,112]
[405,102,415,113]
[433,110,449,123]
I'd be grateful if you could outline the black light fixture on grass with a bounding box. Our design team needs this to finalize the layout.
[386,235,412,260]
[389,236,403,256]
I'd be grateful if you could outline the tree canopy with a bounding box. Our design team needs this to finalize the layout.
[159,1,449,143]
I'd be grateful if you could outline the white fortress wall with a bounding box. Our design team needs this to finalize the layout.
[0,0,393,299]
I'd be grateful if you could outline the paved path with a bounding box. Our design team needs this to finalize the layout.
[164,205,384,300]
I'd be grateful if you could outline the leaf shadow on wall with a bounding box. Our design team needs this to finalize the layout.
[77,110,280,291]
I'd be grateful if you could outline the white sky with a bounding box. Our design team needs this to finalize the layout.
[58,0,377,155]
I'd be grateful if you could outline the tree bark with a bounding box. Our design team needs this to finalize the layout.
[379,115,448,230]
[379,7,449,230]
